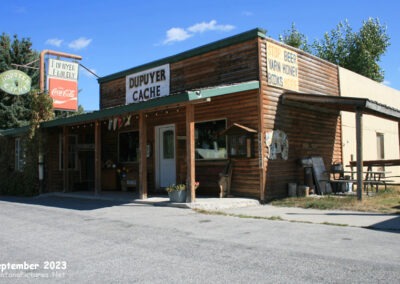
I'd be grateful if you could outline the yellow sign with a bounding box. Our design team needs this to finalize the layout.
[266,42,299,92]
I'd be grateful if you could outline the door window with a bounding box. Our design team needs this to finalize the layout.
[163,130,174,159]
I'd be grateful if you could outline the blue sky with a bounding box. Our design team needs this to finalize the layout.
[1,0,399,111]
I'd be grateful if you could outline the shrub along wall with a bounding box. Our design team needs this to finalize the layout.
[0,135,39,196]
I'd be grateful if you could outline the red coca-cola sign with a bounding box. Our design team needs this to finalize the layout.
[48,78,78,111]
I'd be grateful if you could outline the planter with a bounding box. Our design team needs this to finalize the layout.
[168,190,187,203]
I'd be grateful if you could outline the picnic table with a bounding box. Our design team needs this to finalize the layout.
[347,159,400,193]
[328,169,392,194]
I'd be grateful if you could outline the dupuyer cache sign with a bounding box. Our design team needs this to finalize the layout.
[266,42,299,92]
[126,64,170,104]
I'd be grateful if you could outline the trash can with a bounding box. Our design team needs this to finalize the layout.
[288,183,297,197]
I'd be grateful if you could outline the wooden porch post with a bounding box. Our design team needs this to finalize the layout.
[257,38,266,203]
[355,109,363,201]
[139,112,148,199]
[94,121,102,195]
[63,126,69,192]
[186,104,195,203]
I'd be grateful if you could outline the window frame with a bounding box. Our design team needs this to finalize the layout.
[195,118,227,161]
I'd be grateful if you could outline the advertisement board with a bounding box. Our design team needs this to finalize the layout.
[126,64,170,104]
[48,78,78,111]
[266,42,299,92]
[47,58,79,111]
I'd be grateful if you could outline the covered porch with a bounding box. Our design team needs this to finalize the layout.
[282,92,400,200]
[42,82,260,202]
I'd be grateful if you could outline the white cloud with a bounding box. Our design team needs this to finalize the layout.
[68,37,92,50]
[188,20,234,33]
[242,11,253,17]
[162,20,235,45]
[383,80,391,86]
[163,28,192,44]
[45,38,63,47]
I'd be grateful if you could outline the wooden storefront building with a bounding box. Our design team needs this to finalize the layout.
[4,28,349,201]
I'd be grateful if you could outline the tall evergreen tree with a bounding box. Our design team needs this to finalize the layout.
[0,33,39,129]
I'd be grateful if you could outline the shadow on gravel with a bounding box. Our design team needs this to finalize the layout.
[366,216,400,233]
[0,195,133,211]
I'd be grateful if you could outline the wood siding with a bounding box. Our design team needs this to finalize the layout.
[96,89,260,196]
[194,91,260,196]
[260,38,342,198]
[43,34,344,200]
[100,39,259,109]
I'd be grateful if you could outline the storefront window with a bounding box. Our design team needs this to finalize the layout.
[195,119,227,160]
[119,131,139,162]
[59,135,78,170]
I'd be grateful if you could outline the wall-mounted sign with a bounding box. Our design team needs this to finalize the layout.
[266,42,299,92]
[0,70,31,95]
[49,78,78,111]
[126,64,170,104]
[48,58,79,81]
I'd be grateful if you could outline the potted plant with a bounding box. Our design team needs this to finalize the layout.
[166,184,186,202]
[166,182,200,202]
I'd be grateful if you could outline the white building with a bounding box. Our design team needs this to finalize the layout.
[340,67,400,183]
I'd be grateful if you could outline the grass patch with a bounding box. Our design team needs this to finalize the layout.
[269,186,400,214]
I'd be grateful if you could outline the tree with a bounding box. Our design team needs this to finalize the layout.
[280,18,390,83]
[345,18,390,82]
[279,23,310,52]
[312,18,390,82]
[0,33,39,129]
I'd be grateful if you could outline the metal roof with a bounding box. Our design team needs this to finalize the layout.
[0,81,260,136]
[282,92,400,122]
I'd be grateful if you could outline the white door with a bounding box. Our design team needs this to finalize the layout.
[156,124,176,188]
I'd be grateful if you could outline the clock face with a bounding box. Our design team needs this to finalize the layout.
[0,70,31,95]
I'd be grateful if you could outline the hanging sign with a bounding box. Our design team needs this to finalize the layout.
[48,59,79,81]
[0,70,31,95]
[266,42,299,92]
[48,78,78,111]
[126,64,170,104]
[47,58,79,111]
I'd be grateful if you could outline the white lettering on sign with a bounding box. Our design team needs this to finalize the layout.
[266,42,299,92]
[48,59,79,81]
[126,64,170,104]
[51,87,76,98]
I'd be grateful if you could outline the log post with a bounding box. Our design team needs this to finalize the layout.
[355,109,363,201]
[94,121,102,195]
[186,104,195,203]
[62,126,69,192]
[139,112,148,199]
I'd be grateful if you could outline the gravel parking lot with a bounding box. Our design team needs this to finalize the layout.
[1,196,399,283]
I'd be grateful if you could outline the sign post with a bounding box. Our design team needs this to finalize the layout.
[39,50,82,92]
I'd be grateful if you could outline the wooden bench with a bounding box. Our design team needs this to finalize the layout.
[363,179,395,193]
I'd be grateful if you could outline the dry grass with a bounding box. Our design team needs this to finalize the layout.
[269,186,400,214]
